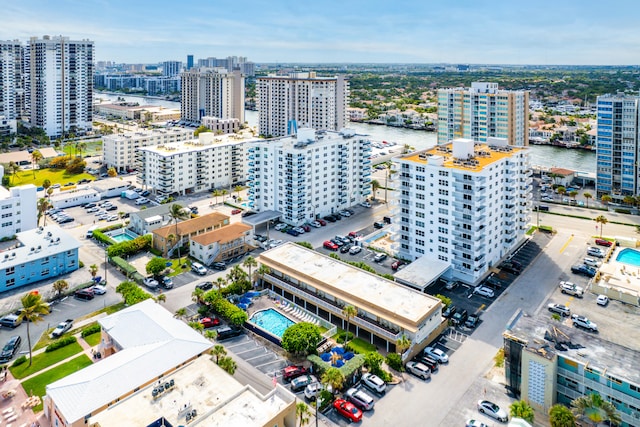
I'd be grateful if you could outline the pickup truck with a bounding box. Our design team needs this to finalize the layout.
[51,319,73,338]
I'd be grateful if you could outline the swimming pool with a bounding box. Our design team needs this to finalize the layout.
[616,248,640,267]
[249,308,295,338]
[107,229,139,243]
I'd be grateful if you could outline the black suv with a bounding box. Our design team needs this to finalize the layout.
[451,309,468,326]
[216,326,243,340]
[196,282,214,291]
[211,262,226,271]
[442,305,457,319]
[0,336,21,362]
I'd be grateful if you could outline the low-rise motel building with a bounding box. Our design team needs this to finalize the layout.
[258,242,445,355]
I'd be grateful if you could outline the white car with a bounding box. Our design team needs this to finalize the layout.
[361,372,386,394]
[349,245,362,255]
[406,361,431,380]
[106,215,118,221]
[135,197,149,205]
[310,221,322,228]
[339,210,351,217]
[477,400,508,422]
[423,346,449,363]
[572,314,598,332]
[274,223,287,231]
[466,420,490,427]
[143,277,159,289]
[360,201,371,208]
[293,227,305,234]
[596,295,609,306]
[91,284,107,295]
[474,286,495,298]
[191,262,207,275]
[86,207,99,213]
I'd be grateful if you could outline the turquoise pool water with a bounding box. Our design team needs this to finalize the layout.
[107,230,138,243]
[249,308,295,338]
[616,248,640,267]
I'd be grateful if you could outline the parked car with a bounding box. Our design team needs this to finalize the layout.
[391,260,405,270]
[340,243,353,254]
[339,210,351,217]
[211,262,226,271]
[451,309,468,326]
[587,247,605,258]
[274,223,287,231]
[290,375,318,392]
[571,264,596,278]
[231,209,242,215]
[419,355,439,372]
[548,303,571,317]
[373,221,385,229]
[106,215,118,221]
[323,215,337,223]
[0,314,22,328]
[0,336,22,362]
[330,238,344,247]
[91,284,107,295]
[283,365,309,383]
[310,221,322,228]
[500,261,521,275]
[374,253,387,263]
[466,419,490,427]
[161,277,174,289]
[583,257,601,268]
[349,245,362,255]
[423,346,449,363]
[474,286,495,298]
[596,295,609,306]
[143,277,159,289]
[83,203,97,209]
[344,387,375,411]
[572,314,598,332]
[559,281,584,297]
[196,281,213,291]
[74,289,95,301]
[360,201,371,208]
[301,224,311,232]
[595,238,613,247]
[141,190,151,197]
[105,205,118,211]
[361,372,386,394]
[442,305,457,319]
[287,228,300,237]
[406,361,431,380]
[465,313,480,329]
[199,317,220,328]
[477,400,509,423]
[333,398,363,423]
[323,240,338,251]
[191,262,207,275]
[215,326,243,340]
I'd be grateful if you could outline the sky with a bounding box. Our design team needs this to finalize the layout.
[3,0,640,65]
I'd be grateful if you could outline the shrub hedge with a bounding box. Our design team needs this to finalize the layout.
[12,356,26,367]
[385,353,404,372]
[81,324,101,338]
[203,291,248,326]
[46,336,78,352]
[92,230,115,245]
[107,235,152,258]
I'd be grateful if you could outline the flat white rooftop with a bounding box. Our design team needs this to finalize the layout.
[140,133,257,156]
[88,356,295,427]
[259,242,441,327]
[394,255,451,291]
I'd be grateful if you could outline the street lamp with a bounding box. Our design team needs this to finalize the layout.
[104,250,108,285]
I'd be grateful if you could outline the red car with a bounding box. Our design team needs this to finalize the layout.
[317,219,327,226]
[231,209,242,215]
[348,231,358,238]
[199,317,220,328]
[333,399,363,423]
[391,260,405,271]
[302,224,311,232]
[282,365,308,382]
[595,238,613,247]
[323,240,338,250]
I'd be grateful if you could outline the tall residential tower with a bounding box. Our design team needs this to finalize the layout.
[257,72,348,137]
[180,67,245,124]
[0,40,23,121]
[437,82,529,147]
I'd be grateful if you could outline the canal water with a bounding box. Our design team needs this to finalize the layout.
[94,92,596,173]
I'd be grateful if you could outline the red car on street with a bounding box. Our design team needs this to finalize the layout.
[282,365,309,382]
[595,238,613,247]
[333,399,363,423]
[317,219,327,226]
[323,240,338,250]
[231,209,242,215]
[199,317,220,328]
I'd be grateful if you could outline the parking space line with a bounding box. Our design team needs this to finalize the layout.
[233,347,265,357]
[559,235,574,254]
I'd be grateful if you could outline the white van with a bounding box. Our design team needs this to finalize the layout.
[135,197,149,205]
[86,225,99,238]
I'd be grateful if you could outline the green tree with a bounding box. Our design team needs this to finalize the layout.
[211,344,227,364]
[557,186,566,198]
[8,161,21,184]
[371,180,380,201]
[234,185,243,198]
[363,351,385,372]
[601,194,612,205]
[204,330,217,341]
[211,189,222,205]
[623,195,635,207]
[221,188,228,200]
[594,215,608,238]
[174,307,187,319]
[116,281,153,305]
[227,264,248,286]
[107,167,117,177]
[52,279,69,298]
[192,287,205,304]
[89,264,99,279]
[168,204,189,260]
[217,356,237,375]
[510,400,535,423]
[188,321,204,334]
[155,293,166,304]
[396,334,411,356]
[434,294,452,307]
[37,198,51,226]
[281,323,322,356]
[296,402,311,427]
[321,367,346,392]
[42,178,51,196]
[571,393,621,426]
[30,149,43,178]
[17,292,50,367]
[146,257,168,277]
[243,256,257,284]
[549,404,576,427]
[76,141,87,158]
[215,277,227,292]
[569,190,579,201]
[583,192,592,208]
[194,125,211,137]
[342,305,357,346]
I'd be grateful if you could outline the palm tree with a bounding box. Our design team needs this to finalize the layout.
[47,188,54,198]
[584,192,592,208]
[569,190,579,202]
[216,277,227,292]
[37,198,51,226]
[76,142,87,158]
[256,264,271,287]
[623,195,635,207]
[155,294,166,304]
[166,234,176,258]
[396,334,411,356]
[8,161,20,184]
[342,305,357,345]
[601,194,612,205]
[321,367,345,392]
[168,204,189,260]
[371,180,380,201]
[107,167,117,177]
[243,256,257,284]
[296,402,311,427]
[174,307,187,319]
[17,292,50,367]
[227,264,248,285]
[30,150,42,178]
[211,344,227,364]
[510,400,535,423]
[217,356,237,375]
[192,288,205,304]
[212,189,222,205]
[571,393,621,426]
[557,186,567,199]
[594,215,608,238]
[89,264,99,279]
[204,330,217,341]
[221,189,228,200]
[234,185,243,199]
[42,179,51,196]
[52,279,69,298]
[549,404,576,427]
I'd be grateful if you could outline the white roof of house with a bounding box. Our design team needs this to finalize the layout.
[46,300,212,424]
[49,188,99,202]
[393,255,451,291]
[90,178,129,192]
[0,226,81,268]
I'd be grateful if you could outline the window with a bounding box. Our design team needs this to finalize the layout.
[5,267,14,276]
[41,269,50,276]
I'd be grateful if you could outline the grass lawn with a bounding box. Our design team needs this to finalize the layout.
[76,302,126,321]
[21,354,92,413]
[83,332,101,347]
[167,257,192,277]
[347,338,377,355]
[10,342,83,379]
[62,140,103,157]
[9,168,95,187]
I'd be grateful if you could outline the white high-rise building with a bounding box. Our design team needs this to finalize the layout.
[136,132,250,195]
[0,40,23,121]
[103,127,194,173]
[257,72,349,137]
[393,137,532,284]
[162,60,182,77]
[0,183,37,239]
[247,128,372,225]
[25,36,94,138]
[437,82,529,147]
[180,67,245,124]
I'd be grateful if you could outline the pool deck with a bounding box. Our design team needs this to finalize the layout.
[595,245,640,303]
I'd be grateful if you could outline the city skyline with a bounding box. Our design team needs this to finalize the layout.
[3,0,640,65]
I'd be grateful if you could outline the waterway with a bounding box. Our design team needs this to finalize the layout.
[94,92,596,173]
